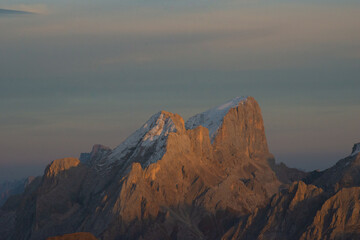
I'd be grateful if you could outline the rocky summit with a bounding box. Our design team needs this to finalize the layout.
[1,96,359,240]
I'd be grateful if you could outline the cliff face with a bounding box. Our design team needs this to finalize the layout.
[44,158,80,178]
[212,96,269,158]
[99,97,281,239]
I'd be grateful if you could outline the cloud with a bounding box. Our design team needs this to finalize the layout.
[1,4,49,15]
[1,2,359,71]
[0,8,32,15]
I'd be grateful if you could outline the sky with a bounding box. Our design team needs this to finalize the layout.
[0,0,359,181]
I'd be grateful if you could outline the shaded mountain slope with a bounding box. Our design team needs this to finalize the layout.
[305,144,360,192]
[224,147,360,240]
[223,181,327,240]
[0,177,35,207]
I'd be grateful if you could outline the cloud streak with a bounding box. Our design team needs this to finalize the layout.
[1,4,357,73]
[0,4,49,15]
[0,8,32,15]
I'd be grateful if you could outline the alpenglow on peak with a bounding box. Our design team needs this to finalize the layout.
[185,96,248,141]
[102,111,182,169]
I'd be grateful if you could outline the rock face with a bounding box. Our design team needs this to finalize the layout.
[44,158,80,177]
[0,177,35,207]
[223,146,360,240]
[223,181,327,240]
[225,182,360,240]
[0,96,284,240]
[0,176,41,240]
[7,158,93,240]
[96,97,281,239]
[79,144,111,165]
[3,96,360,240]
[300,187,360,240]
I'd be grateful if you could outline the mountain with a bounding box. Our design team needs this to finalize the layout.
[223,144,360,240]
[0,177,35,207]
[268,158,307,184]
[304,143,360,192]
[0,96,285,240]
[2,96,359,240]
[79,144,111,165]
[222,181,327,240]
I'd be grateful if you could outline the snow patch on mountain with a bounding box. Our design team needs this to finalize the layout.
[93,96,250,171]
[97,111,178,170]
[185,96,248,142]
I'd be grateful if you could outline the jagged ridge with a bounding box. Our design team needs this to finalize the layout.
[0,96,317,240]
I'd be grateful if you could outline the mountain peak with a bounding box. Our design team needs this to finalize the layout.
[45,157,80,177]
[141,111,184,143]
[351,142,360,156]
[185,96,249,141]
[91,144,111,154]
[102,111,184,169]
[80,144,111,164]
